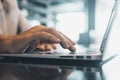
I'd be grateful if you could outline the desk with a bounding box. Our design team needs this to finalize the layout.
[0,54,120,80]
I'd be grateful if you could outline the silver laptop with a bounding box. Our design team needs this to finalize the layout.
[0,0,119,67]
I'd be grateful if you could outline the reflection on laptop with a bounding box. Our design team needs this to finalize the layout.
[0,0,119,67]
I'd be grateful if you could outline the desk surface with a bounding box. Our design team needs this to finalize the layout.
[0,54,120,80]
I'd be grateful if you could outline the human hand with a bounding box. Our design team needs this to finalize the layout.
[20,25,76,52]
[37,43,57,51]
[2,25,76,53]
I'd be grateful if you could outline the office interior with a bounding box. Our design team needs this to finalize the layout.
[1,0,120,80]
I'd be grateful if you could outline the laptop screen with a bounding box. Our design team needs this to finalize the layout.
[103,4,120,60]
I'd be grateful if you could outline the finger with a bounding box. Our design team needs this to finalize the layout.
[59,32,76,52]
[59,33,70,49]
[52,44,56,49]
[67,41,76,52]
[45,44,53,51]
[55,31,76,52]
[43,28,75,50]
[58,35,76,52]
[59,32,75,45]
[37,43,46,51]
[34,32,61,43]
[44,29,70,49]
[25,26,70,48]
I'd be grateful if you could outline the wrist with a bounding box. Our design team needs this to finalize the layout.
[0,35,15,53]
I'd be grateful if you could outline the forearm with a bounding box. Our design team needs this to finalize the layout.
[0,33,40,54]
[0,35,30,53]
[0,35,14,53]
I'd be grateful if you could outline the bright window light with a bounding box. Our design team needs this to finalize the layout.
[56,12,86,42]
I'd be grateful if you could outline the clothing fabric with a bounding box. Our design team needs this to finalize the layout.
[0,0,31,36]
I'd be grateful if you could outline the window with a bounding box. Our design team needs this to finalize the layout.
[56,12,86,42]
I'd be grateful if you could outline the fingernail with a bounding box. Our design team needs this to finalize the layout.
[70,47,76,52]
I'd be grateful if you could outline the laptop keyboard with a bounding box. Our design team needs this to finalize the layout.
[27,49,100,55]
[81,49,100,54]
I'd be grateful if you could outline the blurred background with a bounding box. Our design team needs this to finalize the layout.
[17,0,119,50]
[1,1,120,80]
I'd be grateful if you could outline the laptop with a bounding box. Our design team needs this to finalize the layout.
[0,0,119,67]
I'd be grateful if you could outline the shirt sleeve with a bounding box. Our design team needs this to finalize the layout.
[18,11,33,32]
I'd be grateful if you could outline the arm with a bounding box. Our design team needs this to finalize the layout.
[0,25,76,54]
[0,31,60,54]
[0,35,16,53]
